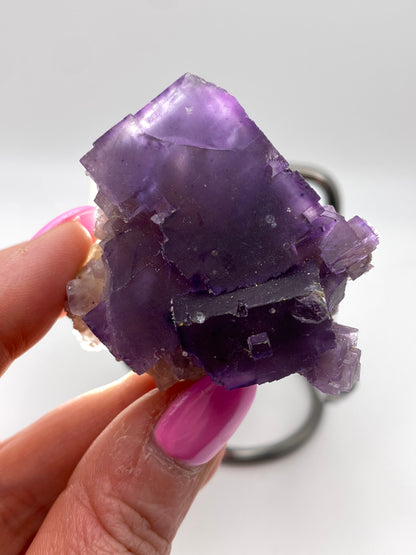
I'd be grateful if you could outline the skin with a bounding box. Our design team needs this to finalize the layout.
[0,222,223,554]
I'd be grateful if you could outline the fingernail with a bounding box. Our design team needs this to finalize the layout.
[154,375,257,466]
[32,205,96,239]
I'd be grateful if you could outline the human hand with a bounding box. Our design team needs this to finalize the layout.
[0,216,256,554]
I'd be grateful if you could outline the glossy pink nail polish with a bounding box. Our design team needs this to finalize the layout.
[32,205,96,239]
[154,375,257,466]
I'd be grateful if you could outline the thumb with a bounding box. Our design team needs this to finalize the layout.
[28,376,256,554]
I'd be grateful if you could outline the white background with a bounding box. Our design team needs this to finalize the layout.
[0,1,415,553]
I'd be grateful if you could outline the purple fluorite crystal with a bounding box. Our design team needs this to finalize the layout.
[66,73,378,394]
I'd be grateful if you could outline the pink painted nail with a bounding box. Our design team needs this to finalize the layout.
[154,375,257,466]
[32,205,96,239]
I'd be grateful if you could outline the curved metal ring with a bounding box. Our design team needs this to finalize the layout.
[223,382,324,463]
[290,163,341,213]
[223,164,341,464]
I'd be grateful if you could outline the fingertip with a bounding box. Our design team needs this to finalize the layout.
[32,219,93,256]
[31,206,96,240]
[153,376,257,466]
[0,220,93,371]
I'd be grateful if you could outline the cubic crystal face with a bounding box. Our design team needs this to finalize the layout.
[66,73,378,393]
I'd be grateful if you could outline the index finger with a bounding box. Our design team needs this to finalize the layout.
[0,221,92,375]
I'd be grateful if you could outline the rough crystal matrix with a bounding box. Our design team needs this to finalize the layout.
[66,73,378,393]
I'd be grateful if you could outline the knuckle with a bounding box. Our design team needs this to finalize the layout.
[76,483,172,555]
[115,497,172,555]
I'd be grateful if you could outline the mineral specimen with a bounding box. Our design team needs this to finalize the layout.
[66,73,378,393]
